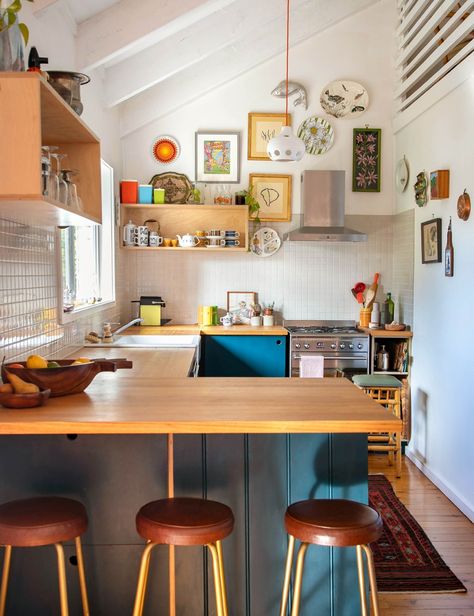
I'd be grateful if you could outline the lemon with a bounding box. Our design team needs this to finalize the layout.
[75,358,92,364]
[26,354,48,369]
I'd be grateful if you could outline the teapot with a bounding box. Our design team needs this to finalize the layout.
[176,233,199,248]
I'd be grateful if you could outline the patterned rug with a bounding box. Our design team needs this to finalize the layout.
[369,474,467,593]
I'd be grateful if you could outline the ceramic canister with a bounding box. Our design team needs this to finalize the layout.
[138,184,153,204]
[120,180,138,204]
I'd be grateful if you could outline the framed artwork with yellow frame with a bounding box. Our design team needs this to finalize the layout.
[247,112,290,160]
[249,173,292,222]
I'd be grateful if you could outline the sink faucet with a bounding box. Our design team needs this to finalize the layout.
[112,318,144,336]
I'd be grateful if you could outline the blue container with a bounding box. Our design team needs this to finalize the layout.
[138,184,153,204]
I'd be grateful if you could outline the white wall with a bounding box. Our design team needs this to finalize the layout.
[120,1,404,322]
[395,75,474,520]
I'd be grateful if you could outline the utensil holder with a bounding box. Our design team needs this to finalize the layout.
[359,307,372,328]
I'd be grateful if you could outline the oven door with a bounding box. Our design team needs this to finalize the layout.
[290,353,369,378]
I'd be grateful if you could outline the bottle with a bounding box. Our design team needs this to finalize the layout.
[376,345,390,371]
[445,217,454,277]
[384,292,395,324]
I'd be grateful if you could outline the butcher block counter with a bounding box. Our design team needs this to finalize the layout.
[124,324,288,336]
[0,347,399,616]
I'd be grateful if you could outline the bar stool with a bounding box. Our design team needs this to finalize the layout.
[280,499,382,616]
[0,496,90,616]
[132,496,234,616]
[353,374,403,478]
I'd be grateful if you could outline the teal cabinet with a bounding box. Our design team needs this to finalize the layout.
[202,335,288,376]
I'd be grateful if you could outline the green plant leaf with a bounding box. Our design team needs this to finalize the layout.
[18,21,28,44]
[7,0,22,12]
[6,8,17,25]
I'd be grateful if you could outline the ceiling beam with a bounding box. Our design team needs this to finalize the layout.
[32,0,63,16]
[119,0,378,137]
[77,0,239,72]
[104,0,305,107]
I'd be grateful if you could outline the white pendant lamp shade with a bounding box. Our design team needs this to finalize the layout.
[267,125,305,161]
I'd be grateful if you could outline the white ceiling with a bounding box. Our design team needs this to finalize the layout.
[35,0,379,135]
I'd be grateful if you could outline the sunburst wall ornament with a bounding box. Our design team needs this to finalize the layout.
[152,135,180,164]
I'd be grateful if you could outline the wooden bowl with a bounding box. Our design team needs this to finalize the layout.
[384,323,406,331]
[2,359,133,398]
[0,389,51,409]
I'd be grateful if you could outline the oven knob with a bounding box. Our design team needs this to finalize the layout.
[339,343,346,350]
[304,343,310,349]
[357,343,363,349]
[295,343,301,349]
[316,341,324,348]
[348,343,354,349]
[330,343,336,349]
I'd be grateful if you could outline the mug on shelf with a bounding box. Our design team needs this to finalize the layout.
[207,238,226,247]
[220,313,233,327]
[133,226,149,246]
[225,239,240,247]
[225,230,240,238]
[148,232,163,247]
[208,229,224,237]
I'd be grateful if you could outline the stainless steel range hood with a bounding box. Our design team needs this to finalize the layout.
[286,170,367,242]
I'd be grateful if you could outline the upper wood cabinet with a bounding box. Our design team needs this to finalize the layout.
[0,73,101,226]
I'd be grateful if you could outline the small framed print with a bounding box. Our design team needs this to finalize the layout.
[227,291,256,324]
[247,112,290,160]
[421,218,442,264]
[249,173,292,222]
[352,128,381,192]
[195,131,240,183]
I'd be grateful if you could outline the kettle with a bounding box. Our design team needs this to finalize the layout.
[176,233,199,248]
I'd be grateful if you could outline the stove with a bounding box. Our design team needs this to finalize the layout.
[284,320,369,378]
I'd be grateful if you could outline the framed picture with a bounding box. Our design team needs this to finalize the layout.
[249,173,292,222]
[195,131,240,183]
[227,291,257,324]
[421,218,442,264]
[352,128,381,192]
[247,112,290,160]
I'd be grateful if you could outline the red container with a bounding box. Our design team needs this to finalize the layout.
[120,180,138,204]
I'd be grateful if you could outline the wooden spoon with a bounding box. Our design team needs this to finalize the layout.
[365,273,380,309]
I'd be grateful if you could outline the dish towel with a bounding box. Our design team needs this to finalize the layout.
[300,355,324,378]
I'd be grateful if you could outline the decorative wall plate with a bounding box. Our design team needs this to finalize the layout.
[457,190,471,221]
[250,227,281,258]
[414,171,428,207]
[297,116,334,155]
[396,156,409,193]
[149,172,192,204]
[320,80,369,119]
[152,135,180,164]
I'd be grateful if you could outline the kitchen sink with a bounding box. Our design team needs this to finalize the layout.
[85,335,200,348]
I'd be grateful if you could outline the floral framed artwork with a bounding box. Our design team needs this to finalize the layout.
[195,131,240,183]
[352,128,381,192]
[247,112,290,160]
[248,173,292,222]
[421,218,442,264]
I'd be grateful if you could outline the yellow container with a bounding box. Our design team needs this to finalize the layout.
[202,306,213,326]
[359,307,372,328]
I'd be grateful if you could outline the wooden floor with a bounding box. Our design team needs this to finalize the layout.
[369,453,474,615]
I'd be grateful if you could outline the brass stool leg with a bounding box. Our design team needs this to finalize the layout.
[361,544,380,616]
[74,537,90,616]
[132,542,157,616]
[0,546,12,616]
[216,540,229,616]
[54,543,69,616]
[208,543,225,616]
[356,545,368,616]
[290,542,309,616]
[279,534,295,616]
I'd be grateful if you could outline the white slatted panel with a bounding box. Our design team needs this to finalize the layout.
[395,0,474,113]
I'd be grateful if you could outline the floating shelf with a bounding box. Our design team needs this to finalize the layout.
[122,246,247,252]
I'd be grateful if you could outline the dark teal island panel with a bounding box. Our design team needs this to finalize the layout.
[0,433,367,615]
[202,335,288,376]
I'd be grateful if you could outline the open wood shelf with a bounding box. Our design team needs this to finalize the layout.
[0,73,101,227]
[121,246,247,252]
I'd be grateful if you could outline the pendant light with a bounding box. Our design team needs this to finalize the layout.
[267,0,305,162]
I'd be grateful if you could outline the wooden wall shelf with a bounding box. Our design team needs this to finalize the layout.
[121,203,249,252]
[0,73,101,227]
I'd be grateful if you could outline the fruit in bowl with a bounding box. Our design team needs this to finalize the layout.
[1,356,133,397]
[0,373,50,409]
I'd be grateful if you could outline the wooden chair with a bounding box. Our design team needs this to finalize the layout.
[0,496,90,616]
[353,374,403,478]
[280,498,383,616]
[132,496,234,616]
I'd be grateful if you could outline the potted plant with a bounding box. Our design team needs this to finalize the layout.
[240,186,260,224]
[0,0,34,72]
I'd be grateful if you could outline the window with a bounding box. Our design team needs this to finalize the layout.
[58,160,115,323]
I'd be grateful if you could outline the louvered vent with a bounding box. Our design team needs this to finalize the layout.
[396,0,474,113]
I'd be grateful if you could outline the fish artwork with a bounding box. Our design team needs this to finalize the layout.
[271,80,307,109]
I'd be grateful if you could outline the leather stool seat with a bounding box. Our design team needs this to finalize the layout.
[136,497,234,546]
[285,498,382,547]
[0,496,88,547]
